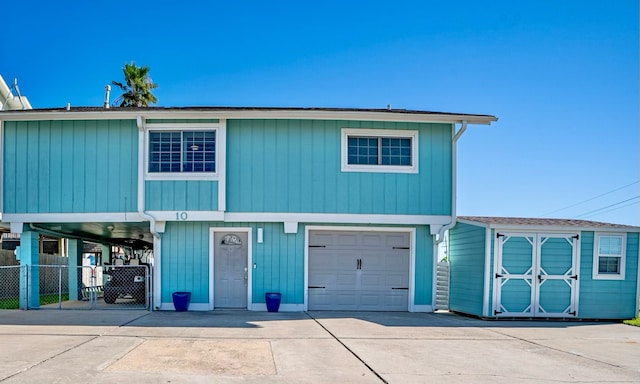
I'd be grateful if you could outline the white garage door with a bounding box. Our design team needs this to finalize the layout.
[308,230,410,311]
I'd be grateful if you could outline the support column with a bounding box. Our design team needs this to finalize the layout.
[19,230,40,309]
[101,244,111,286]
[67,239,84,301]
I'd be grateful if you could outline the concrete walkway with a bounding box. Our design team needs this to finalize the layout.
[0,310,638,383]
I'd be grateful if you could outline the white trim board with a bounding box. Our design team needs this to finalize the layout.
[2,212,146,223]
[304,225,417,312]
[0,109,497,125]
[4,212,451,226]
[226,213,451,225]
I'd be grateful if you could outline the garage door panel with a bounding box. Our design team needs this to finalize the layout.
[308,230,410,311]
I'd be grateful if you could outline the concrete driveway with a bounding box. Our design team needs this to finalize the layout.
[0,310,638,383]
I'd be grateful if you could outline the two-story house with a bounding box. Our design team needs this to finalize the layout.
[0,106,496,311]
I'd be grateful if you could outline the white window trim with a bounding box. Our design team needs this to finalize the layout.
[144,123,220,181]
[592,232,626,280]
[341,128,418,174]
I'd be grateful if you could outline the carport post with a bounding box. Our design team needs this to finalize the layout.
[19,230,40,309]
[100,244,110,285]
[67,239,83,301]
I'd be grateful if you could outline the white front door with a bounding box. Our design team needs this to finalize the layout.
[493,232,579,317]
[214,232,248,308]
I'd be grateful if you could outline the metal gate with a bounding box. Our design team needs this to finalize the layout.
[493,232,579,317]
[0,265,150,310]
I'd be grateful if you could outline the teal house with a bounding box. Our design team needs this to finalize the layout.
[449,216,640,319]
[1,106,496,311]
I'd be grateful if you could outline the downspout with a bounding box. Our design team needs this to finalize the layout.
[136,115,160,239]
[136,116,163,310]
[435,120,467,246]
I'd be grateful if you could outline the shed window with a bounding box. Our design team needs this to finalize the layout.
[593,233,626,280]
[149,130,216,173]
[341,128,418,173]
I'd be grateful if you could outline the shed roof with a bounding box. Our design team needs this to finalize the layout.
[457,216,639,231]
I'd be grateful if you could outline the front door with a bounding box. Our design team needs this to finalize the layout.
[493,232,578,317]
[214,232,248,308]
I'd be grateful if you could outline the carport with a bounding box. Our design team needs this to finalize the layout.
[2,220,154,310]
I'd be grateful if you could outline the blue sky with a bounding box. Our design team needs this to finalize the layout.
[2,1,638,225]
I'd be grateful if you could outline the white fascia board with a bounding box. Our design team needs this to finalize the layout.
[225,212,451,225]
[2,211,449,226]
[2,213,146,223]
[147,211,225,221]
[0,109,497,125]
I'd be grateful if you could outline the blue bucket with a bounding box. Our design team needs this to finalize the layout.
[172,292,191,312]
[265,292,281,312]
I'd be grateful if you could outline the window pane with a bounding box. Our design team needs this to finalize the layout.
[599,236,622,255]
[348,136,378,165]
[381,137,411,166]
[149,132,182,173]
[598,256,620,274]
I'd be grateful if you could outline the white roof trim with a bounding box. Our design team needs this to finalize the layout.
[0,109,497,125]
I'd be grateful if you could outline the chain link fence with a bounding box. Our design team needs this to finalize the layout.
[0,266,23,309]
[0,265,149,310]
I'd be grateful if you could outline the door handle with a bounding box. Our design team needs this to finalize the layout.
[244,267,248,287]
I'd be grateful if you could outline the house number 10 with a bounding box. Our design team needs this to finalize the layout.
[176,211,188,220]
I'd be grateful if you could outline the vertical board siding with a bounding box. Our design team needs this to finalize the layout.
[161,221,305,305]
[226,119,452,215]
[413,225,433,305]
[578,232,639,319]
[3,120,138,213]
[160,221,430,308]
[145,181,218,211]
[448,222,486,316]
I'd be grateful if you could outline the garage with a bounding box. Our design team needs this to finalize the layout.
[307,230,411,311]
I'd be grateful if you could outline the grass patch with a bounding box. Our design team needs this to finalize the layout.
[0,293,69,309]
[623,317,640,327]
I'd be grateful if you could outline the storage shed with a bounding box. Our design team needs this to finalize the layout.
[448,216,639,319]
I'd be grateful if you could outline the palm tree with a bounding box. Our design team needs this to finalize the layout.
[111,62,158,107]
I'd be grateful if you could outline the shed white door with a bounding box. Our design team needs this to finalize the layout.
[308,230,410,311]
[493,232,579,317]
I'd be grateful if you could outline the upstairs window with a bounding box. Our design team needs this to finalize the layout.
[593,233,626,280]
[148,130,216,174]
[341,128,418,173]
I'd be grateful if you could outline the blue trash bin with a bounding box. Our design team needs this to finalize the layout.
[172,292,191,312]
[265,292,281,312]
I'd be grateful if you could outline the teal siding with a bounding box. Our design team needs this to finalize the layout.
[145,181,218,211]
[3,120,137,213]
[413,226,434,305]
[449,222,486,316]
[578,232,639,319]
[161,221,305,306]
[161,221,211,304]
[160,222,433,308]
[226,119,452,215]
